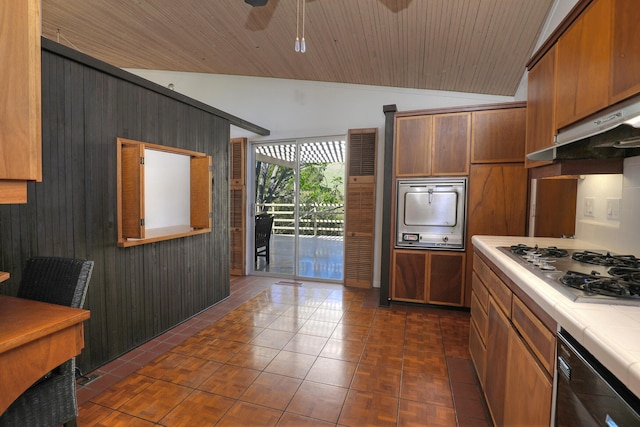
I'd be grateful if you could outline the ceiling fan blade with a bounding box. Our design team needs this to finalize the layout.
[245,0,269,6]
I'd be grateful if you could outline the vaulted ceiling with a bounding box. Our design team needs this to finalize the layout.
[41,0,554,96]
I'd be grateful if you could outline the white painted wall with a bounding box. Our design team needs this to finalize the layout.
[575,157,640,256]
[144,149,191,230]
[128,70,514,141]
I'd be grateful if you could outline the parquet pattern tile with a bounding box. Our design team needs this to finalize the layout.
[197,364,261,398]
[78,277,491,426]
[160,390,234,426]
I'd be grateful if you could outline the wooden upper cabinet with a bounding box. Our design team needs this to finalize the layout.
[472,108,526,164]
[347,128,377,183]
[230,138,246,186]
[395,116,432,177]
[611,0,640,103]
[432,112,470,175]
[556,0,612,129]
[526,45,557,167]
[395,112,470,177]
[0,0,42,203]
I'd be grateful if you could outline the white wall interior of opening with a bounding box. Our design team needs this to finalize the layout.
[144,148,191,230]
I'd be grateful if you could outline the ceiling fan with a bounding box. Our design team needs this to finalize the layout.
[245,0,269,6]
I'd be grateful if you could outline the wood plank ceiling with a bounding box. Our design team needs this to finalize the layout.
[41,0,554,96]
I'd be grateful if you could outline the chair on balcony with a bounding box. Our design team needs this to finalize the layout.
[0,257,94,427]
[255,213,274,265]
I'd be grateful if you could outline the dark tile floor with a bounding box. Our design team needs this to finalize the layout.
[76,276,491,426]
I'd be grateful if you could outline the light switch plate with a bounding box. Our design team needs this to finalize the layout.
[583,197,595,217]
[606,198,621,220]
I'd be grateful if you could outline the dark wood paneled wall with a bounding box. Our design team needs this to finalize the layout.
[0,41,232,372]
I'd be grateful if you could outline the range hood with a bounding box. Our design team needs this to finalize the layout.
[528,96,640,162]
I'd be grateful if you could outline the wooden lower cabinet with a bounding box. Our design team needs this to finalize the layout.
[427,252,465,305]
[504,326,553,427]
[392,250,427,301]
[469,318,486,386]
[484,297,510,427]
[391,249,465,305]
[470,253,554,427]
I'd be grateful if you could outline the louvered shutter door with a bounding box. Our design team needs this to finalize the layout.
[345,235,374,287]
[345,184,375,234]
[344,128,377,288]
[230,138,246,185]
[229,138,247,275]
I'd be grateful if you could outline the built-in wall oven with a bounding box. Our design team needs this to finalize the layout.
[395,177,467,250]
[556,329,640,426]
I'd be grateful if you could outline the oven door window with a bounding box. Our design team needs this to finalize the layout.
[403,191,458,226]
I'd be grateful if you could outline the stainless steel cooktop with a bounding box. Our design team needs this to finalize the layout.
[499,245,640,306]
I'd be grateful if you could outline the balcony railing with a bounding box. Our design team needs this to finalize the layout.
[257,203,344,236]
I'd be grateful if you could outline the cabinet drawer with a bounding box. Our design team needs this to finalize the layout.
[511,296,556,376]
[470,291,488,343]
[469,319,486,387]
[474,254,512,317]
[472,271,489,311]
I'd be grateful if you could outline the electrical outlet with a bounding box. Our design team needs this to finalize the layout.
[583,197,595,217]
[606,198,621,220]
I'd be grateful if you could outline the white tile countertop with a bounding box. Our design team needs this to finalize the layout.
[472,235,640,398]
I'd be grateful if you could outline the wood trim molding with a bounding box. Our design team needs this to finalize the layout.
[530,158,624,179]
[395,101,527,118]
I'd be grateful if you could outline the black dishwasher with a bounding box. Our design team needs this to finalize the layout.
[556,329,640,426]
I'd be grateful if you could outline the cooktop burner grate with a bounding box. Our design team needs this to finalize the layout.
[560,270,640,299]
[571,251,639,268]
[509,244,569,258]
[498,246,640,305]
[609,267,640,283]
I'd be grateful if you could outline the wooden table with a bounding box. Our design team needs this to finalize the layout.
[0,295,90,414]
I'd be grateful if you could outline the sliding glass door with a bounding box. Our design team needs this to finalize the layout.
[253,142,297,276]
[250,137,345,281]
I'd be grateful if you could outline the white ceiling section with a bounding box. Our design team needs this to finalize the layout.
[41,0,554,96]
